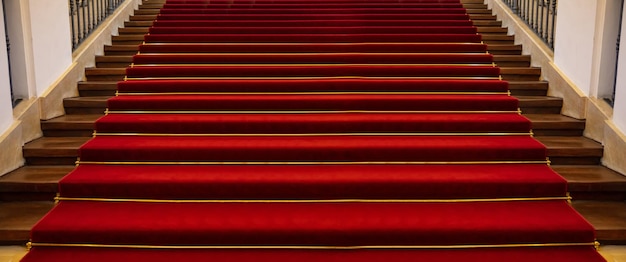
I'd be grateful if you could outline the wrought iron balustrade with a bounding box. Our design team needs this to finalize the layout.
[501,0,557,49]
[69,0,125,50]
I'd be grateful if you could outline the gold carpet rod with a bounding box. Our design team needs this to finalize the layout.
[75,160,551,166]
[27,241,599,251]
[92,132,534,137]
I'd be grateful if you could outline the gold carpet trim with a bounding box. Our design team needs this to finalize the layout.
[27,242,599,250]
[124,76,501,80]
[75,160,551,165]
[93,132,533,137]
[54,196,571,204]
[115,91,509,96]
[105,110,522,114]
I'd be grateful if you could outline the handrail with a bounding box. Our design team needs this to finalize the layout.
[69,0,126,50]
[501,0,557,50]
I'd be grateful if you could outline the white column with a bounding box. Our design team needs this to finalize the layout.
[27,0,72,96]
[553,0,599,96]
[4,0,72,101]
[613,1,626,133]
[0,1,14,133]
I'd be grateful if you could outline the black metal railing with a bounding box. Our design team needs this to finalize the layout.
[501,0,558,49]
[2,0,18,107]
[69,0,126,50]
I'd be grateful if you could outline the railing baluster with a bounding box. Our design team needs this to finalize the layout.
[69,0,128,50]
[501,0,557,50]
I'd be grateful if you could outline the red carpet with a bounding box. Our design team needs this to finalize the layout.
[23,0,606,261]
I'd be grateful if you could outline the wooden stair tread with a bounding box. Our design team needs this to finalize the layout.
[525,114,585,129]
[22,137,90,157]
[535,136,604,157]
[0,166,74,193]
[62,95,562,106]
[3,200,626,244]
[0,201,54,244]
[41,115,100,130]
[22,135,603,160]
[572,200,626,244]
[2,165,624,198]
[4,165,625,195]
[84,67,539,75]
[555,165,626,192]
[117,27,508,35]
[96,55,529,62]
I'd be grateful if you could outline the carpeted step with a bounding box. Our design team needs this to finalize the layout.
[161,3,465,9]
[137,42,488,53]
[117,79,507,93]
[147,26,478,35]
[20,246,607,262]
[157,8,469,15]
[59,164,565,199]
[125,65,499,77]
[106,94,518,112]
[164,0,467,3]
[77,135,547,162]
[30,201,595,246]
[154,13,472,21]
[151,19,475,27]
[143,33,482,43]
[131,53,494,64]
[94,113,531,134]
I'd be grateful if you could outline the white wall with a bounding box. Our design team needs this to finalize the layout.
[0,1,14,134]
[590,0,623,99]
[613,1,626,132]
[4,0,36,101]
[553,0,598,95]
[28,0,72,96]
[4,0,73,102]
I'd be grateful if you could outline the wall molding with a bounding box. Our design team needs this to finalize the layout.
[486,0,626,175]
[0,0,141,176]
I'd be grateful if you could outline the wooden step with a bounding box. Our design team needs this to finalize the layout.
[0,166,74,201]
[22,137,90,165]
[572,200,626,244]
[525,114,585,136]
[535,136,604,165]
[4,164,624,202]
[62,95,563,115]
[41,114,100,137]
[129,14,499,22]
[555,165,626,201]
[21,135,603,166]
[116,26,509,36]
[77,80,547,98]
[123,20,505,28]
[110,34,514,45]
[0,201,54,244]
[508,81,548,96]
[83,67,539,81]
[78,81,119,97]
[94,54,531,68]
[518,96,562,114]
[131,8,494,16]
[2,200,625,244]
[39,113,582,138]
[103,44,524,56]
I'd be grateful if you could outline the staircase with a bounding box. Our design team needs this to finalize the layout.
[1,0,626,256]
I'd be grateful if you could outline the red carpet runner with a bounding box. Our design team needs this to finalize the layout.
[23,0,606,261]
